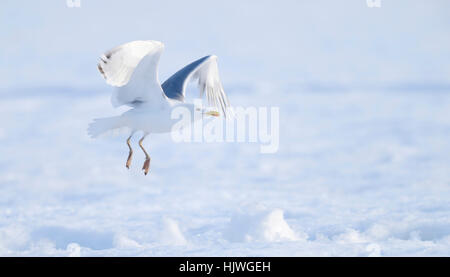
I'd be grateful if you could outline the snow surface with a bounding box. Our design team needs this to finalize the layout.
[1,0,450,256]
[1,86,450,256]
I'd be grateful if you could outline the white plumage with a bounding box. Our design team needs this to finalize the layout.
[89,40,231,175]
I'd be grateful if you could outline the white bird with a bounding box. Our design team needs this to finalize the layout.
[88,40,231,175]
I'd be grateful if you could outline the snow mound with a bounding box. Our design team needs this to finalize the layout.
[159,218,187,246]
[114,234,142,249]
[66,243,81,257]
[225,208,306,243]
[334,228,368,244]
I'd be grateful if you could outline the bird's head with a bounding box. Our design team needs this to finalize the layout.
[187,103,220,117]
[198,108,220,117]
[174,103,220,122]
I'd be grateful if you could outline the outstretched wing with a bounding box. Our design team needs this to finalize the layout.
[162,55,231,117]
[97,40,165,107]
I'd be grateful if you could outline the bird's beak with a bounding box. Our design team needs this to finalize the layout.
[204,111,220,117]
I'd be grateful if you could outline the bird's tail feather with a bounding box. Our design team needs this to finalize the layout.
[88,116,124,138]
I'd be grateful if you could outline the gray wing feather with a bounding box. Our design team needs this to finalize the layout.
[162,55,231,117]
[162,55,211,101]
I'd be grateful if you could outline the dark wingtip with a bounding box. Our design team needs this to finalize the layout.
[97,63,105,77]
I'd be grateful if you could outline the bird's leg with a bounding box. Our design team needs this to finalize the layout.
[139,133,150,175]
[125,133,134,169]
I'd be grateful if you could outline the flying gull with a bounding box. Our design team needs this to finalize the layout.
[88,40,231,175]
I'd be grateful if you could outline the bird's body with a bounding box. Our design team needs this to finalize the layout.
[120,100,190,133]
[88,40,230,174]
